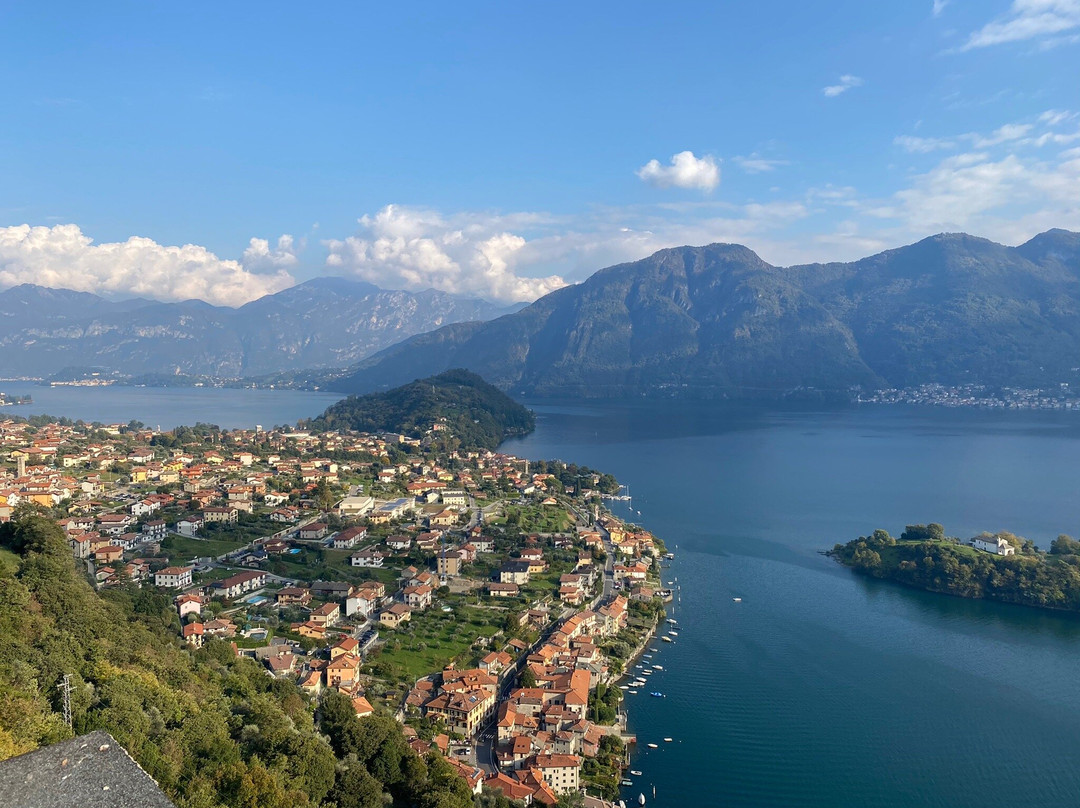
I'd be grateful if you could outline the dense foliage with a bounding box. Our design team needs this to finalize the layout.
[333,230,1080,398]
[0,515,479,808]
[305,369,534,450]
[831,525,1080,612]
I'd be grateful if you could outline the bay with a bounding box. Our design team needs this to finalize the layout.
[502,400,1080,808]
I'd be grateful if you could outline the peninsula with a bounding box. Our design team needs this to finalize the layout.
[831,524,1080,613]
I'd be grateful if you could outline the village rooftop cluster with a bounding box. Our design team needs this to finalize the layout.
[0,415,670,804]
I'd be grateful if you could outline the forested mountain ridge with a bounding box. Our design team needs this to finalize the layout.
[330,229,1080,398]
[0,514,483,808]
[0,278,521,378]
[305,369,535,450]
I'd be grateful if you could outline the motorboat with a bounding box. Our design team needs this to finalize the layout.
[621,779,634,786]
[650,691,665,697]
[630,770,643,777]
[663,737,673,743]
[646,743,658,749]
[661,636,672,643]
[639,793,647,806]
[619,684,629,690]
[668,631,678,637]
[629,689,638,694]
[652,665,663,670]
[733,597,742,603]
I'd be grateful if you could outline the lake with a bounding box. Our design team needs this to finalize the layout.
[0,382,342,430]
[502,400,1080,808]
[7,384,1080,805]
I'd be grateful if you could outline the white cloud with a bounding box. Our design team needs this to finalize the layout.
[1040,109,1074,126]
[972,122,1034,146]
[324,205,567,303]
[894,135,956,153]
[636,151,721,191]
[933,0,949,17]
[733,154,789,173]
[0,224,295,307]
[961,0,1080,50]
[864,147,1080,236]
[241,234,301,273]
[822,75,864,97]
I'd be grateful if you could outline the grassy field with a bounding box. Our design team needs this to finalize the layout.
[162,535,250,560]
[269,549,401,587]
[368,603,503,683]
[490,504,576,534]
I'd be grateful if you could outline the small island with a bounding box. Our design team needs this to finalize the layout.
[830,524,1080,613]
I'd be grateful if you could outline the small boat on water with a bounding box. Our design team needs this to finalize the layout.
[647,743,658,749]
[663,737,673,743]
[634,663,643,669]
[733,597,742,603]
[639,793,647,806]
[630,770,643,776]
[619,684,629,690]
[668,631,679,637]
[621,779,634,786]
[666,618,677,624]
[629,689,638,694]
[642,670,652,676]
[661,636,672,643]
[652,665,663,670]
[650,691,665,698]
[618,801,627,808]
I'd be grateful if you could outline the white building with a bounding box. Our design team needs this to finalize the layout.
[155,566,193,588]
[971,535,1016,556]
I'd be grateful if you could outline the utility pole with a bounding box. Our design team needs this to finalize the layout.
[60,674,72,728]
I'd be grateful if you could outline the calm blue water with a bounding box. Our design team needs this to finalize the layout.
[0,382,341,430]
[503,400,1080,808]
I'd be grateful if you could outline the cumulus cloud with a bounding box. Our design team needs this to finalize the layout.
[324,205,567,303]
[0,224,295,307]
[636,151,721,191]
[242,234,301,273]
[961,0,1080,50]
[822,75,864,97]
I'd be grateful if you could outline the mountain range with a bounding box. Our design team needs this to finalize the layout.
[330,229,1080,398]
[0,278,521,378]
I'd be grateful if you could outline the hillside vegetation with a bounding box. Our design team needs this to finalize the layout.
[306,369,534,449]
[0,513,488,808]
[331,230,1080,398]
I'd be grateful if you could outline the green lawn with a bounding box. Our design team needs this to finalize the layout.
[162,535,250,560]
[367,603,503,684]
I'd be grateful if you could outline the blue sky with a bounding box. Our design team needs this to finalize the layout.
[1,1,1078,304]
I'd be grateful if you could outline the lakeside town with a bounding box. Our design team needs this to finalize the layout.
[0,414,673,806]
[857,383,1080,410]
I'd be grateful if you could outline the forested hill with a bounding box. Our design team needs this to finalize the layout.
[0,514,480,808]
[330,229,1080,398]
[305,369,535,449]
[830,524,1080,613]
